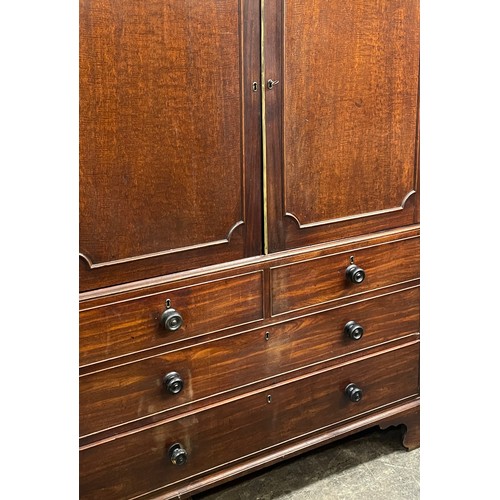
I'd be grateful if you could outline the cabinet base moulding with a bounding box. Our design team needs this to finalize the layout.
[379,399,420,451]
[147,398,420,500]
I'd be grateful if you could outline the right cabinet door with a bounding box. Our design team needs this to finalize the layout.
[264,0,419,252]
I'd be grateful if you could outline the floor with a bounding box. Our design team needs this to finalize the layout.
[193,427,420,500]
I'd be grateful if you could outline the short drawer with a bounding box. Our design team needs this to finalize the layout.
[80,271,264,366]
[80,286,419,436]
[271,235,419,315]
[80,342,419,499]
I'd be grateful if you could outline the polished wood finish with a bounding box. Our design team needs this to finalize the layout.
[144,399,419,500]
[80,342,419,499]
[80,0,420,497]
[379,400,420,451]
[79,0,262,292]
[79,225,419,305]
[80,271,264,366]
[271,235,419,315]
[80,286,419,437]
[264,0,419,251]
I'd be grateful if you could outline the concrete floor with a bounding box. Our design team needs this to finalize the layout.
[193,427,420,499]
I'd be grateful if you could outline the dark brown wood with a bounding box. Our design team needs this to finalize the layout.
[79,0,420,497]
[79,0,262,292]
[145,399,420,500]
[271,235,419,315]
[414,78,420,224]
[80,271,264,366]
[80,228,418,368]
[401,410,420,451]
[80,286,419,437]
[80,342,419,499]
[265,0,420,252]
[79,225,419,305]
[80,282,420,384]
[379,400,420,451]
[80,227,419,374]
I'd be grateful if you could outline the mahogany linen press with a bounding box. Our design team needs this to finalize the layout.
[79,0,420,497]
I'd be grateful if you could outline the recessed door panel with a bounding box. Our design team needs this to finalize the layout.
[265,0,419,251]
[80,0,261,290]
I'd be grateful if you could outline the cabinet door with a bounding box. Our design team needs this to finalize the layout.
[264,0,419,252]
[80,0,261,291]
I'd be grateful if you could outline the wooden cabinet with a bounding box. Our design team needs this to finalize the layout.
[80,1,419,498]
[264,0,419,251]
[79,0,262,291]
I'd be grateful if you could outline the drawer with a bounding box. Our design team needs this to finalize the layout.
[80,342,419,499]
[80,286,419,437]
[80,271,264,365]
[271,235,419,315]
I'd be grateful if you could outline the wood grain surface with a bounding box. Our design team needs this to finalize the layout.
[80,342,419,499]
[80,286,419,437]
[79,0,420,497]
[265,0,419,250]
[80,271,264,366]
[79,0,262,291]
[271,235,419,315]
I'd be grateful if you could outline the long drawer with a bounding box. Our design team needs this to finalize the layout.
[271,235,419,315]
[80,271,264,366]
[80,342,419,499]
[80,286,419,437]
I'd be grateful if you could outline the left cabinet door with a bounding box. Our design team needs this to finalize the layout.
[80,0,262,291]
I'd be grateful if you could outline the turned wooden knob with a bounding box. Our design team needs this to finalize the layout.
[345,383,363,402]
[160,301,183,331]
[163,372,184,394]
[344,321,364,340]
[168,443,188,466]
[345,264,365,284]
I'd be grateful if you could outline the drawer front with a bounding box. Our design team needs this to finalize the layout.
[80,271,264,366]
[80,287,419,436]
[271,236,419,315]
[80,342,419,499]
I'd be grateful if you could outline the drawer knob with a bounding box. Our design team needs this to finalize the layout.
[168,443,188,466]
[344,321,364,340]
[345,383,363,402]
[345,264,365,284]
[160,300,183,331]
[163,372,184,394]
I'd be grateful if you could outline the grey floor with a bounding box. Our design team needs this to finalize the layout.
[193,427,419,500]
